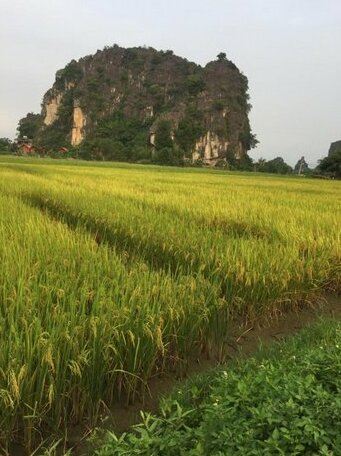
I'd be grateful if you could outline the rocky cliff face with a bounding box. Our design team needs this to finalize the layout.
[22,46,257,164]
[43,93,63,126]
[71,100,86,146]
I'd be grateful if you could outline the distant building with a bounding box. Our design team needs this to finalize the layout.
[17,140,35,155]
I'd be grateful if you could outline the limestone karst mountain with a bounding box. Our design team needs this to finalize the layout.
[18,46,257,164]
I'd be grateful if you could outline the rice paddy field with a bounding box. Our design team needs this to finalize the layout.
[0,156,340,454]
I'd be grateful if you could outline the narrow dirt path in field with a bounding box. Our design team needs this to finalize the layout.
[66,294,340,456]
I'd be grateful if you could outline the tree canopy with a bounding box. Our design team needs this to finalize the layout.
[17,113,41,139]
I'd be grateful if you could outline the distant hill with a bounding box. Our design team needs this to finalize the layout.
[18,46,257,165]
[328,140,341,156]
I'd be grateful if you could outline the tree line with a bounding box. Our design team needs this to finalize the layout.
[1,131,340,178]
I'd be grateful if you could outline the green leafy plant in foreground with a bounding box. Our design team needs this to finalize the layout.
[95,319,341,455]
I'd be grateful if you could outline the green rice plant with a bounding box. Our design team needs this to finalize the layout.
[0,193,219,451]
[0,156,340,452]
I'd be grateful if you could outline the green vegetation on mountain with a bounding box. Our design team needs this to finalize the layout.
[17,46,258,166]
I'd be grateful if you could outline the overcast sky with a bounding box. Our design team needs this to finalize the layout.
[1,0,340,166]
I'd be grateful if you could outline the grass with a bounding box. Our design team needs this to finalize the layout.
[95,319,341,456]
[0,156,340,453]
